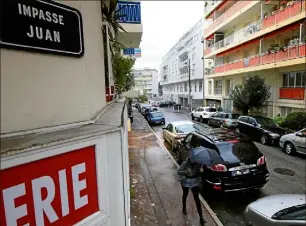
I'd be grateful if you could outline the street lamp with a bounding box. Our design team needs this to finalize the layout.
[201,38,206,107]
[185,59,192,112]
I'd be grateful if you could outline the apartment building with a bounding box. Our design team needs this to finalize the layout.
[203,0,306,117]
[160,19,213,109]
[0,0,142,225]
[132,68,159,98]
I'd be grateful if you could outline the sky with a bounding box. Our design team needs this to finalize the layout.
[134,1,204,71]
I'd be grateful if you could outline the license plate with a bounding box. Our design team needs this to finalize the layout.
[229,164,256,171]
[232,169,250,176]
[155,121,160,123]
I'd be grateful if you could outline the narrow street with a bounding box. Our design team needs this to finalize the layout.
[150,107,306,226]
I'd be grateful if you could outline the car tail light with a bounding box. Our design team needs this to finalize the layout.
[228,140,238,143]
[257,156,266,166]
[175,135,185,139]
[208,164,227,172]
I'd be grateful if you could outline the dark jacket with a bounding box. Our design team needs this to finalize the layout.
[177,158,202,188]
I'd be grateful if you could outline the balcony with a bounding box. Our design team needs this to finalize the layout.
[212,43,306,75]
[204,0,305,57]
[204,1,254,37]
[279,88,305,100]
[116,1,143,48]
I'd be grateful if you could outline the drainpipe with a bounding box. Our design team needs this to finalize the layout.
[201,39,205,106]
[260,3,264,19]
[272,69,277,117]
[299,23,303,43]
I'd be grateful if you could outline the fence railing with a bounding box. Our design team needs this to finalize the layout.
[204,0,304,55]
[204,1,253,36]
[117,1,141,24]
[212,43,306,75]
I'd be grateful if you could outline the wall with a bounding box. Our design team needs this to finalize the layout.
[1,1,106,134]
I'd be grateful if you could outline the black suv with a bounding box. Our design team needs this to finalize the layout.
[235,116,286,145]
[176,129,269,193]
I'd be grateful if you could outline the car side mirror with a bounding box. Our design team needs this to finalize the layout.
[296,132,305,137]
[162,127,166,130]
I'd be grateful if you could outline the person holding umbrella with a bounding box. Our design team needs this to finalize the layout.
[177,136,206,225]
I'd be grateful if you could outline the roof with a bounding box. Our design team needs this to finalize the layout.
[171,121,194,127]
[247,194,306,218]
[195,128,247,143]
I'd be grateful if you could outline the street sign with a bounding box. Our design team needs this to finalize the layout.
[0,0,84,57]
[0,146,98,225]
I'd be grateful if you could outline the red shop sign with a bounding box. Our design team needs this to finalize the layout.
[0,146,99,226]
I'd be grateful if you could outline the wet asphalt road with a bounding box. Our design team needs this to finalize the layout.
[147,107,306,226]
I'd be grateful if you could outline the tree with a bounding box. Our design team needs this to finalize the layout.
[112,44,135,94]
[230,75,271,115]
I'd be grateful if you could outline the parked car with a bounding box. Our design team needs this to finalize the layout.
[208,112,240,128]
[191,106,217,123]
[147,111,165,125]
[143,107,159,118]
[235,116,286,145]
[279,128,306,155]
[140,105,150,115]
[244,194,306,226]
[162,121,201,150]
[134,102,141,110]
[159,101,170,107]
[138,104,148,112]
[176,129,269,192]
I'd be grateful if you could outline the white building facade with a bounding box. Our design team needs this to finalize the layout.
[160,19,213,109]
[132,68,159,98]
[0,0,142,225]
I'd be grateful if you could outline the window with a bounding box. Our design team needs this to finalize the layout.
[195,83,197,92]
[282,71,306,88]
[184,83,187,92]
[239,116,248,123]
[167,124,173,132]
[199,82,203,92]
[192,53,196,61]
[185,134,193,146]
[248,118,257,126]
[273,205,306,221]
[208,81,212,95]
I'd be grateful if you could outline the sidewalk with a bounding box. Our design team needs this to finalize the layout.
[128,109,220,226]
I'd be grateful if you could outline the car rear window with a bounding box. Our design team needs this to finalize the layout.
[175,124,199,134]
[206,108,217,112]
[216,141,260,160]
[229,114,240,119]
[151,112,163,118]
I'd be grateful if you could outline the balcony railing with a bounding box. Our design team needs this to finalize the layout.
[204,1,253,37]
[117,1,141,24]
[279,88,305,100]
[204,0,304,55]
[212,43,306,75]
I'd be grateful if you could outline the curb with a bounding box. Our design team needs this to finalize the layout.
[143,117,224,226]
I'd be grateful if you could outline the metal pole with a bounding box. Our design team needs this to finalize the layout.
[188,58,191,112]
[202,39,205,107]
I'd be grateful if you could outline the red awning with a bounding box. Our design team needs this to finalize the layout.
[205,0,228,19]
[205,33,214,40]
[264,23,300,39]
[217,38,260,57]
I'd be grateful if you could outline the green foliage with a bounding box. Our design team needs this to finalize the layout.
[280,112,306,131]
[230,75,271,115]
[112,44,135,94]
[138,90,148,103]
[273,116,285,125]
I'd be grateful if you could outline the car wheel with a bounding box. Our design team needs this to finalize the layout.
[284,142,295,155]
[191,114,195,120]
[207,120,211,126]
[235,128,240,133]
[200,116,204,123]
[260,135,268,145]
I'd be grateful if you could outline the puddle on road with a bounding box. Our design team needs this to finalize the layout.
[274,167,295,176]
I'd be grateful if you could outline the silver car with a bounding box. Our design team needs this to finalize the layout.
[244,194,306,226]
[279,128,306,155]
